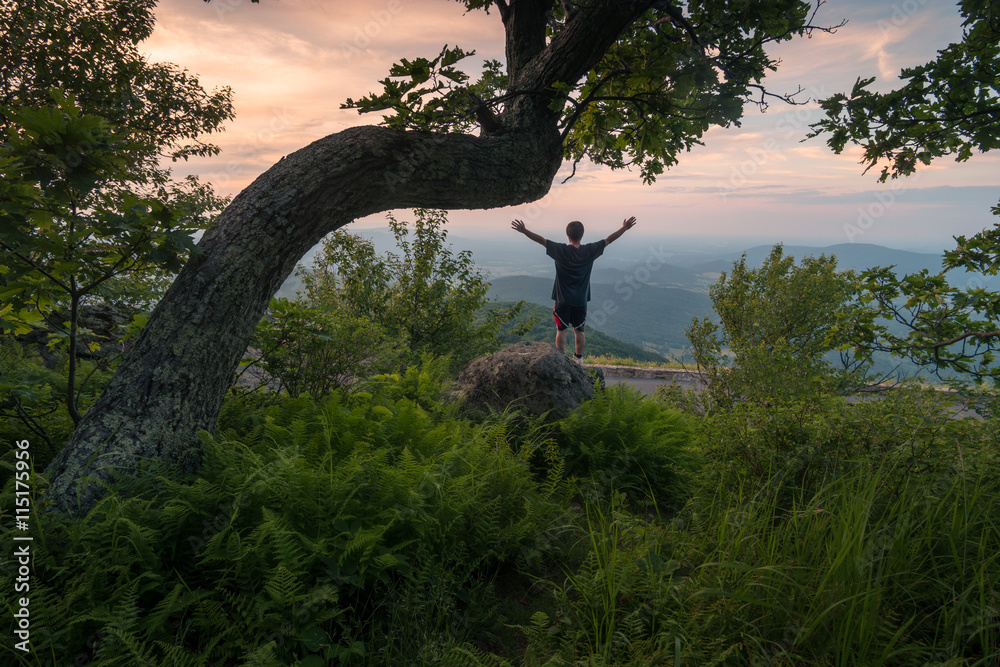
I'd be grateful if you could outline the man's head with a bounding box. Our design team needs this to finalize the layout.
[566,220,584,243]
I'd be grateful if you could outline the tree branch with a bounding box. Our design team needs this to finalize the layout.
[495,0,510,21]
[503,0,656,126]
[558,67,632,140]
[0,242,73,293]
[649,1,701,48]
[889,329,1000,351]
[503,0,550,88]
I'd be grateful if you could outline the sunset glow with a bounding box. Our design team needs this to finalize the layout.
[147,0,999,251]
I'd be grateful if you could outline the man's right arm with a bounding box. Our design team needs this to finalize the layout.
[511,219,547,247]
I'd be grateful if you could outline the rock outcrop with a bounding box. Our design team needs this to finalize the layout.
[456,341,595,420]
[14,303,129,368]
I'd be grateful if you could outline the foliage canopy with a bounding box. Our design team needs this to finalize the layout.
[0,93,224,426]
[345,0,837,183]
[0,0,232,430]
[809,0,1000,186]
[1,0,234,165]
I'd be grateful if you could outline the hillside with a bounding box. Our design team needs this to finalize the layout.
[589,263,713,289]
[279,236,1000,300]
[487,276,714,355]
[576,242,1000,292]
[491,301,667,363]
[686,243,940,274]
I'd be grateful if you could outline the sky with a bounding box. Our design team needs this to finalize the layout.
[145,0,999,254]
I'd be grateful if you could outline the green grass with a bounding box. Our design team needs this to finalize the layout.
[582,353,688,369]
[673,462,1000,665]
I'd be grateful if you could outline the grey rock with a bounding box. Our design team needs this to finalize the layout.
[14,303,129,368]
[456,341,595,420]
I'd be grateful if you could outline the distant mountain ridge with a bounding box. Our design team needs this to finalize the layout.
[483,240,1000,359]
[280,229,997,296]
[277,238,998,356]
[585,242,999,292]
[690,243,945,276]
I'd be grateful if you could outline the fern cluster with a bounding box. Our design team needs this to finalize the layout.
[4,357,997,666]
[2,366,568,665]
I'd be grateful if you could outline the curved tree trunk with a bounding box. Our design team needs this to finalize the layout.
[44,0,655,514]
[43,125,561,512]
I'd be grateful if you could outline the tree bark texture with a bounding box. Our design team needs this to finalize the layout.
[44,0,655,514]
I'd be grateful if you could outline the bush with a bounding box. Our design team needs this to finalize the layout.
[299,209,523,371]
[687,244,869,408]
[683,383,995,508]
[0,337,114,471]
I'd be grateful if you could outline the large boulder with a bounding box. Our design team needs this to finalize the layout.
[14,303,129,368]
[456,341,595,420]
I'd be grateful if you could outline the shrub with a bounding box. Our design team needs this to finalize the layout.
[687,244,870,408]
[245,297,403,397]
[555,384,697,508]
[685,382,995,508]
[299,209,523,371]
[0,337,113,471]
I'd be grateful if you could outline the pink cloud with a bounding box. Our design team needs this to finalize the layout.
[144,0,996,250]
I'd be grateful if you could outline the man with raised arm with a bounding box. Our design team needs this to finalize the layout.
[511,216,637,364]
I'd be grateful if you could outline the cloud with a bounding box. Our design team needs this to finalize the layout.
[143,0,994,252]
[147,0,503,193]
[752,1,965,97]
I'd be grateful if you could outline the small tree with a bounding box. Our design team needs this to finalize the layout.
[300,208,523,370]
[1,0,232,450]
[0,94,223,425]
[245,297,402,397]
[687,245,867,407]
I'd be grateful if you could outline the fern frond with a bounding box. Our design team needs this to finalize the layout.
[264,565,303,606]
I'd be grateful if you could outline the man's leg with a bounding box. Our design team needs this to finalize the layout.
[571,305,587,364]
[573,327,585,358]
[553,304,571,352]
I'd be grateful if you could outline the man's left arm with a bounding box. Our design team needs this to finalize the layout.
[605,216,637,246]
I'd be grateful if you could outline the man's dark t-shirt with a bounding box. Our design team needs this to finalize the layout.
[545,239,606,306]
